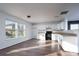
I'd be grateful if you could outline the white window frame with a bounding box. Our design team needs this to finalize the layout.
[5,20,26,39]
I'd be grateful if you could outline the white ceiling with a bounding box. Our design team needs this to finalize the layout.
[0,3,79,23]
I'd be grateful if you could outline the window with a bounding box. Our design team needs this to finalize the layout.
[5,20,26,39]
[68,20,79,30]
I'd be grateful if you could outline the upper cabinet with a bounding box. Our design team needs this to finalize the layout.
[60,21,65,30]
[56,21,65,31]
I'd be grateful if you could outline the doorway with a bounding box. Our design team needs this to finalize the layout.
[45,31,52,40]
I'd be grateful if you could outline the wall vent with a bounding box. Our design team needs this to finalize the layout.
[60,10,69,15]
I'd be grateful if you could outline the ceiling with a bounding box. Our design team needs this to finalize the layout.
[0,3,79,23]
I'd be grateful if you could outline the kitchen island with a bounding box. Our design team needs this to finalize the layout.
[52,30,78,53]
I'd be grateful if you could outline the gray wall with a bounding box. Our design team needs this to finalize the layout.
[0,12,32,49]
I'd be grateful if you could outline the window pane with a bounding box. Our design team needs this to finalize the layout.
[18,24,26,37]
[70,24,79,30]
[5,20,17,38]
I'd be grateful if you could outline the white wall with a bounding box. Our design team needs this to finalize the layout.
[0,12,32,49]
[63,4,79,21]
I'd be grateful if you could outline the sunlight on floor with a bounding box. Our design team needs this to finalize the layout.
[7,41,57,54]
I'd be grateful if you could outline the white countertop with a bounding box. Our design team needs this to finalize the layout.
[52,30,78,36]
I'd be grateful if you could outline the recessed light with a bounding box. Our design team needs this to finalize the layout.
[27,15,31,18]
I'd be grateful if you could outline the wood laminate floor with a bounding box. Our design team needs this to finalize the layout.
[0,39,78,56]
